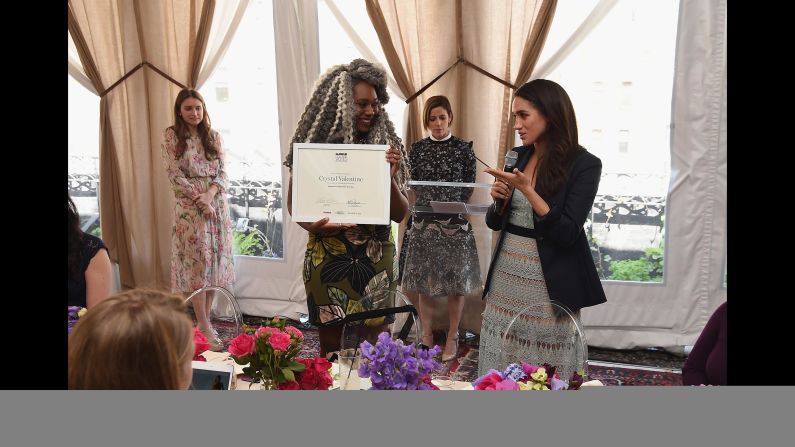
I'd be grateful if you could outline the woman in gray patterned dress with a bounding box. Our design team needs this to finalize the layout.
[402,96,482,362]
[479,80,607,378]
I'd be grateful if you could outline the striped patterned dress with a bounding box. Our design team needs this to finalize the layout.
[478,191,582,379]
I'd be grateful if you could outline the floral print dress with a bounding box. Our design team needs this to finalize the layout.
[303,224,397,326]
[161,127,235,293]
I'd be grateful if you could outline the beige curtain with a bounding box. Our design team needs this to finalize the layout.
[366,0,556,334]
[228,0,319,318]
[68,0,248,290]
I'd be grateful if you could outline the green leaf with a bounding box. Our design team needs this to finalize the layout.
[232,356,250,365]
[363,270,389,298]
[303,253,312,282]
[323,237,347,256]
[282,368,295,383]
[327,286,349,311]
[310,240,326,267]
[287,361,306,372]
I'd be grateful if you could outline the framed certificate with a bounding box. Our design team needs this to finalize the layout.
[292,143,391,225]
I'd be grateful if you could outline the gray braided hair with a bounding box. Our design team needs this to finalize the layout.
[284,59,409,189]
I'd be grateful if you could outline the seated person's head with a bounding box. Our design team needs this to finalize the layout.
[68,289,194,389]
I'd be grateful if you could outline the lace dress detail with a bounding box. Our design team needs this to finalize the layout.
[401,136,482,297]
[478,192,582,378]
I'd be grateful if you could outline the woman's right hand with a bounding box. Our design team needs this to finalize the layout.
[490,179,512,203]
[300,217,354,235]
[198,202,217,220]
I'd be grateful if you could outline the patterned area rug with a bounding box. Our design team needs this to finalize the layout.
[204,318,682,386]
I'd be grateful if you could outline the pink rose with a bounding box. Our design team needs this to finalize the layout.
[268,331,292,352]
[296,358,333,390]
[255,326,277,338]
[277,381,300,390]
[228,333,256,357]
[193,327,210,360]
[309,357,332,374]
[285,326,304,340]
[474,371,505,390]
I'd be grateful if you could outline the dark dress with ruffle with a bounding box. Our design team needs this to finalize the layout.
[67,233,108,307]
[401,135,482,297]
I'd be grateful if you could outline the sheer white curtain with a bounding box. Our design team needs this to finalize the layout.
[68,33,96,94]
[531,0,618,79]
[196,0,250,87]
[582,0,727,350]
[322,0,402,99]
[232,0,319,319]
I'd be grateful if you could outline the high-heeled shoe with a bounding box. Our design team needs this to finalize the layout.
[441,334,459,362]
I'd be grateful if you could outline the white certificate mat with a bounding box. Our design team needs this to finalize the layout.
[292,143,390,225]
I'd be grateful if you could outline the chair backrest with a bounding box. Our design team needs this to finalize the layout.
[185,286,243,347]
[497,300,588,379]
[339,289,421,354]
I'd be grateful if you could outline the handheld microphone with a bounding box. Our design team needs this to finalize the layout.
[494,150,519,211]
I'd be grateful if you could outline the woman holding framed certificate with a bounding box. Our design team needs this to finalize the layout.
[283,59,409,356]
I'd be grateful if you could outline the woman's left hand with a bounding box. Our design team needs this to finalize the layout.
[484,166,531,193]
[195,191,215,209]
[386,145,401,177]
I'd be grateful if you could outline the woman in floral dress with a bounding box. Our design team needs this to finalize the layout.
[284,59,409,356]
[161,88,235,351]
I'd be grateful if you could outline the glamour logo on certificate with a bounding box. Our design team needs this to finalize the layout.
[292,143,391,225]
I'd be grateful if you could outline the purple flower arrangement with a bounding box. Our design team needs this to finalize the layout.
[357,331,443,390]
[68,306,87,334]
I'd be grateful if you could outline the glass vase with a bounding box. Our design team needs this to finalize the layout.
[259,378,278,390]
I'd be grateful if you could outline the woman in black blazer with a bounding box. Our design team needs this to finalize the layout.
[478,79,607,377]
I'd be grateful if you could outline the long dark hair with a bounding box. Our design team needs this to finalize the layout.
[169,88,218,161]
[514,79,583,196]
[68,193,83,279]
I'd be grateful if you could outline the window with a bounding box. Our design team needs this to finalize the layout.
[202,0,284,258]
[215,85,229,102]
[68,74,101,238]
[539,0,679,282]
[618,129,630,153]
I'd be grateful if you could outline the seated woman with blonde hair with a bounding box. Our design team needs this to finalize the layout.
[68,289,195,390]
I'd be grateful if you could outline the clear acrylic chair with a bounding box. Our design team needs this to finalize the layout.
[338,289,421,351]
[496,300,588,380]
[185,286,242,352]
[336,289,422,390]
